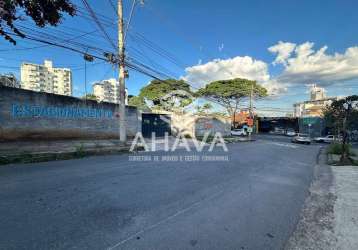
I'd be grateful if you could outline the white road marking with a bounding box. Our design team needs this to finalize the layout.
[260,141,298,149]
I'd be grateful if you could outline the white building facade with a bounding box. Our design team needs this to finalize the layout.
[93,78,128,104]
[293,84,339,118]
[21,60,72,96]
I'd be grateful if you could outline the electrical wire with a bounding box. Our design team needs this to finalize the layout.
[124,0,137,42]
[80,0,117,50]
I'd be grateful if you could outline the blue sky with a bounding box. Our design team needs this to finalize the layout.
[0,0,357,115]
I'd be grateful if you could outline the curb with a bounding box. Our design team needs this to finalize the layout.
[0,146,137,166]
[285,146,337,249]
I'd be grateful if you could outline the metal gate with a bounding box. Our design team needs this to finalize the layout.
[142,113,171,138]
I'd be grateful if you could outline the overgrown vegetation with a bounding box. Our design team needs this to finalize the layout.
[0,0,76,45]
[327,143,355,156]
[139,79,193,110]
[324,95,358,164]
[197,78,267,126]
[74,143,86,158]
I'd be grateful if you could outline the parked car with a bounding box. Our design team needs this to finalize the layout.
[314,135,341,143]
[285,129,296,137]
[291,133,311,144]
[231,128,246,136]
[269,128,285,135]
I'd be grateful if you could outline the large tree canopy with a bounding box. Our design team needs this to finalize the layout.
[324,95,358,164]
[81,93,97,101]
[197,78,268,117]
[139,79,193,110]
[324,95,358,133]
[0,0,76,45]
[128,95,150,111]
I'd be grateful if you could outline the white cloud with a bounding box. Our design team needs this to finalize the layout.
[182,40,358,98]
[182,56,287,96]
[183,56,269,86]
[268,41,296,65]
[261,79,289,97]
[270,41,358,85]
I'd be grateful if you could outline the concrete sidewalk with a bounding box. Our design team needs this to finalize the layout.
[0,139,132,165]
[332,165,358,249]
[285,152,358,250]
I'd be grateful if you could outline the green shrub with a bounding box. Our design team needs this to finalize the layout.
[75,143,86,158]
[327,143,353,155]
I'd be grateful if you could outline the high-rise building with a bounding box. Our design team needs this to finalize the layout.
[293,85,340,117]
[93,78,128,104]
[310,84,326,101]
[20,60,72,96]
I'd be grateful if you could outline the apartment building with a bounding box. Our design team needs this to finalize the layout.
[93,78,128,104]
[20,60,72,96]
[293,84,339,117]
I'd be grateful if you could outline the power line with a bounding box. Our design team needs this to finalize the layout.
[128,32,187,69]
[16,24,111,54]
[80,0,117,50]
[124,0,137,42]
[0,44,49,52]
[3,31,110,63]
[108,0,117,15]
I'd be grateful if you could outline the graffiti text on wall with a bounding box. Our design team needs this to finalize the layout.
[11,103,113,119]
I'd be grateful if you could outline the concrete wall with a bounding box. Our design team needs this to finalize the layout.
[195,117,231,137]
[167,112,231,137]
[0,86,140,141]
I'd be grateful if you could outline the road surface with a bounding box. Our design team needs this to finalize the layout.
[0,135,321,249]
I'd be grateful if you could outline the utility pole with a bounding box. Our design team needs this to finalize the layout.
[249,82,254,140]
[118,0,126,142]
[84,59,87,102]
[249,82,254,118]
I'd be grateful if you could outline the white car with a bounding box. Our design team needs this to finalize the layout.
[314,135,341,143]
[286,130,296,137]
[291,133,311,144]
[231,128,246,136]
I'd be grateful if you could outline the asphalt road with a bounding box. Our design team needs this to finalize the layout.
[0,136,321,250]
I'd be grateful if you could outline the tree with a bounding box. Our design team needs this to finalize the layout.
[81,94,97,101]
[194,105,203,115]
[324,95,358,164]
[128,95,149,111]
[0,73,20,88]
[197,78,267,122]
[202,103,213,114]
[0,0,76,45]
[139,79,193,111]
